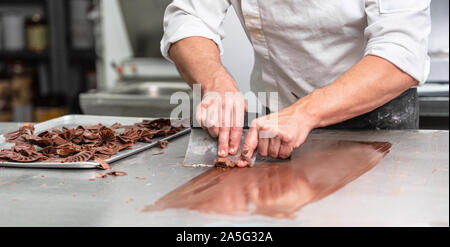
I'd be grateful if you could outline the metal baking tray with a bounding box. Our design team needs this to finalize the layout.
[0,115,190,169]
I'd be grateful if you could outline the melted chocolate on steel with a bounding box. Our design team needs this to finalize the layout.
[143,139,392,218]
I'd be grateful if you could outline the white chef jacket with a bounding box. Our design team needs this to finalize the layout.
[161,0,431,110]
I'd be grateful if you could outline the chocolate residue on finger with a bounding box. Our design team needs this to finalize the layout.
[142,139,392,218]
[214,157,236,168]
[240,150,254,167]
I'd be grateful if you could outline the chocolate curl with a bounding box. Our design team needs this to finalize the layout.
[157,140,169,149]
[107,171,128,176]
[94,157,111,170]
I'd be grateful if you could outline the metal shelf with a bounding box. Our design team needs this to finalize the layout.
[0,0,45,6]
[68,49,96,62]
[0,51,49,61]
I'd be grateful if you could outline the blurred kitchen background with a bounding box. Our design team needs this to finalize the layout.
[0,0,448,129]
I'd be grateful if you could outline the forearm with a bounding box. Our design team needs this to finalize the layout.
[294,55,418,128]
[168,36,238,93]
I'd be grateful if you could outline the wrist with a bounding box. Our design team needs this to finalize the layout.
[292,90,323,129]
[202,67,238,94]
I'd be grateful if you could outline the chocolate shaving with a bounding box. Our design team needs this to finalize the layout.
[214,157,237,168]
[157,140,169,149]
[109,123,123,130]
[95,173,107,178]
[64,151,94,163]
[152,151,165,156]
[107,171,127,176]
[94,157,111,170]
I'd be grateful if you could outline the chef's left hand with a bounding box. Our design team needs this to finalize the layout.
[237,104,319,167]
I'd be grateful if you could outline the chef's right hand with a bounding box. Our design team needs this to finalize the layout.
[195,73,247,157]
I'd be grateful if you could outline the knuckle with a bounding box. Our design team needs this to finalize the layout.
[279,153,289,159]
[250,119,259,128]
[269,150,278,158]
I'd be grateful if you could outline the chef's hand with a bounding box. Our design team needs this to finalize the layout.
[237,104,318,167]
[195,73,247,157]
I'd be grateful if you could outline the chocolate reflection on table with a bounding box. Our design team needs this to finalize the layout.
[142,139,392,218]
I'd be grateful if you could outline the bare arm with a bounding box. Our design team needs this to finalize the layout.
[169,36,237,93]
[239,55,417,165]
[169,37,246,157]
[296,55,417,127]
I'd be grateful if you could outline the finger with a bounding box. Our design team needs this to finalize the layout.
[228,127,242,155]
[207,126,219,138]
[237,124,259,167]
[229,101,244,154]
[200,95,215,130]
[294,131,308,148]
[196,104,207,131]
[218,96,234,156]
[257,124,271,157]
[195,104,202,127]
[199,104,208,130]
[279,130,294,144]
[206,103,220,137]
[201,94,215,108]
[279,142,294,159]
[268,136,281,158]
[218,127,230,157]
[258,136,270,157]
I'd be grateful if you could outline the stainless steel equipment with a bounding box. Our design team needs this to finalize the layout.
[183,128,251,167]
[80,82,192,117]
[80,0,188,118]
[0,125,447,226]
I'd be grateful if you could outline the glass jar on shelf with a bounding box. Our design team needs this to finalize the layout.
[25,14,48,53]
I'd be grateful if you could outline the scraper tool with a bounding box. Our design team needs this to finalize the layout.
[183,113,286,167]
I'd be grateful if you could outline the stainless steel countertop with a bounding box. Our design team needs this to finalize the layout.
[0,123,448,226]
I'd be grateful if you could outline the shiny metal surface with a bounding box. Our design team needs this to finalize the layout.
[107,82,191,97]
[79,82,192,118]
[0,125,448,226]
[149,140,392,218]
[183,128,247,167]
[183,128,279,167]
[419,97,449,117]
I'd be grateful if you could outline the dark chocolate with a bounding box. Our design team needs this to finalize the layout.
[157,140,169,149]
[0,119,182,167]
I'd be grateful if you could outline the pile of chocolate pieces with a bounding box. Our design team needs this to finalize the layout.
[0,119,182,169]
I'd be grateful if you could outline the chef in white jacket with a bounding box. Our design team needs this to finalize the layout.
[161,0,431,166]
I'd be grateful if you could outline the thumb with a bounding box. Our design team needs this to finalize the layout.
[237,126,258,167]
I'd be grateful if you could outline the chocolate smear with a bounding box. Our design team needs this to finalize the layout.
[143,139,392,218]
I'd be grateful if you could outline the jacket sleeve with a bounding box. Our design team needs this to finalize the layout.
[364,0,431,84]
[160,0,232,62]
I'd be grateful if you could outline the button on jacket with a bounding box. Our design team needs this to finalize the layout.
[161,0,431,110]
